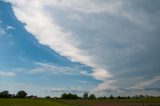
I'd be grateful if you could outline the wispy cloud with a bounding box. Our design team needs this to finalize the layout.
[53,0,123,14]
[0,71,15,77]
[131,76,160,89]
[0,25,15,36]
[0,27,6,34]
[29,62,85,75]
[6,25,16,30]
[91,80,117,93]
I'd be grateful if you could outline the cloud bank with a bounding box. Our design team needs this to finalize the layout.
[4,0,160,93]
[5,0,114,81]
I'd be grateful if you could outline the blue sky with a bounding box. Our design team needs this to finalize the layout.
[0,0,160,97]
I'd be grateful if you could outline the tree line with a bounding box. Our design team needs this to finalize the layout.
[0,90,160,99]
[0,90,27,98]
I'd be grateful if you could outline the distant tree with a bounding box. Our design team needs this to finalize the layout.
[11,94,16,98]
[28,95,37,98]
[97,96,107,100]
[45,96,51,99]
[61,93,67,99]
[89,94,96,99]
[102,96,107,99]
[127,96,131,99]
[117,96,122,99]
[16,90,27,98]
[61,93,79,99]
[0,91,11,98]
[109,94,114,99]
[83,93,89,99]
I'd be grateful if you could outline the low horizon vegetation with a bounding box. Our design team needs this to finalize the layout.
[0,90,160,106]
[0,90,160,100]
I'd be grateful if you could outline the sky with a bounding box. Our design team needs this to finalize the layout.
[0,0,160,97]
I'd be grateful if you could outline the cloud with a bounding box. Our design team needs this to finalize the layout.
[91,80,117,93]
[55,0,123,14]
[92,68,111,81]
[79,68,111,81]
[5,0,112,81]
[4,0,160,93]
[29,62,85,75]
[0,71,15,77]
[6,25,16,30]
[0,25,15,35]
[79,71,90,76]
[0,27,6,34]
[131,76,160,89]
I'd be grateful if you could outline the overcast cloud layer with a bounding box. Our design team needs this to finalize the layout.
[3,0,160,95]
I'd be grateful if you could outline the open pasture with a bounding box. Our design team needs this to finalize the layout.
[0,98,160,106]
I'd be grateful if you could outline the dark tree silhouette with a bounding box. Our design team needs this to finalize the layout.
[0,91,11,98]
[61,93,80,99]
[16,90,27,98]
[109,94,114,99]
[89,94,96,99]
[45,96,51,99]
[83,93,89,99]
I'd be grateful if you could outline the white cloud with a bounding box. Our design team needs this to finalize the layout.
[92,68,111,81]
[79,68,111,81]
[6,25,16,30]
[5,0,112,81]
[0,71,15,77]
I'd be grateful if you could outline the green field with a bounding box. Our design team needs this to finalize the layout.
[0,98,160,106]
[0,99,75,106]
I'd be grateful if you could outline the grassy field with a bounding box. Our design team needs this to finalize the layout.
[0,98,160,106]
[0,99,75,106]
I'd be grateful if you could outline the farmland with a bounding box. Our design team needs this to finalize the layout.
[0,98,160,106]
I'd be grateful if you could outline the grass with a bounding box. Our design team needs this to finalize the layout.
[61,99,160,106]
[0,99,76,106]
[0,98,160,106]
